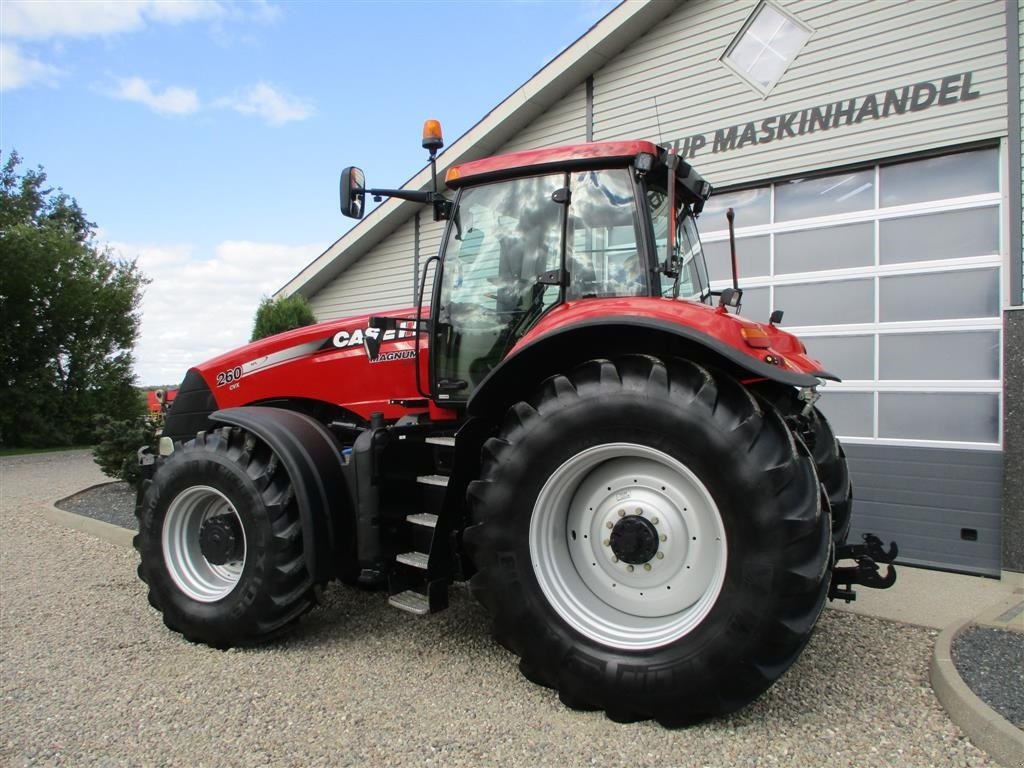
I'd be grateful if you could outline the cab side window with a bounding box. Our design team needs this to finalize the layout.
[567,168,647,298]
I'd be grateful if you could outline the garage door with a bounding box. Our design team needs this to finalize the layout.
[700,146,1004,575]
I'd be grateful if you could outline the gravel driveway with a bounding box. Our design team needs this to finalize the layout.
[0,450,995,767]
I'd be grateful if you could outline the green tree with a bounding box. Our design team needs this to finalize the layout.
[250,293,316,341]
[0,151,148,447]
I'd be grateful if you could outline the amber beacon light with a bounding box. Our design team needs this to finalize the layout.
[422,119,444,152]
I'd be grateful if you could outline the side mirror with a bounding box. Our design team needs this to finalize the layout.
[340,167,366,219]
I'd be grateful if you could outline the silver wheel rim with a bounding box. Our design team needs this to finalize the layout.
[162,485,246,602]
[529,443,727,650]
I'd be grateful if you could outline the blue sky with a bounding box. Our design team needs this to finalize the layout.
[1,0,618,384]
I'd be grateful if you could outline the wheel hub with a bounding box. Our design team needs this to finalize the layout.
[199,514,243,565]
[609,514,659,564]
[162,485,247,603]
[530,444,727,649]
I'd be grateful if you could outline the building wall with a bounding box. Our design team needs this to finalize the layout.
[499,82,588,153]
[593,0,1008,187]
[308,216,418,318]
[308,210,448,318]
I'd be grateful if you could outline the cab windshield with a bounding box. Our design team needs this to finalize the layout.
[647,183,710,303]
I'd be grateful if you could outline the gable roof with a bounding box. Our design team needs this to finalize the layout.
[278,0,678,299]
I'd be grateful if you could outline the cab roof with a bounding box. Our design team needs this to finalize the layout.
[445,140,660,189]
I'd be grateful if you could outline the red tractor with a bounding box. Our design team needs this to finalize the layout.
[135,123,896,724]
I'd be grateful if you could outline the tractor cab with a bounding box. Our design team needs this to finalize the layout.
[341,127,716,405]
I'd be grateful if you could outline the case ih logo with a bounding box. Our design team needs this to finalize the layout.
[327,320,418,363]
[329,321,417,350]
[665,71,981,160]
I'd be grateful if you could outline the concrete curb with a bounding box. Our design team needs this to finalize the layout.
[42,504,134,549]
[930,617,1024,768]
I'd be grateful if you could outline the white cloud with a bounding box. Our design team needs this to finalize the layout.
[111,76,200,115]
[216,82,314,125]
[1,0,224,40]
[0,43,62,90]
[107,238,322,385]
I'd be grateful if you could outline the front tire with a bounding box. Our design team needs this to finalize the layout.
[464,356,830,724]
[135,426,317,646]
[761,387,853,547]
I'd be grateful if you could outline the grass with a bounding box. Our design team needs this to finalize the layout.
[0,445,93,457]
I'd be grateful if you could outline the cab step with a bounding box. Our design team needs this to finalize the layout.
[425,436,456,447]
[388,590,430,616]
[416,474,449,487]
[396,551,429,570]
[406,512,438,528]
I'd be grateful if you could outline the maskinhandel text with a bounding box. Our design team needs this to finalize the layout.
[666,72,981,159]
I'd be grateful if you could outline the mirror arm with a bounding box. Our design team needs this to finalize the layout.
[360,188,451,221]
[361,187,432,204]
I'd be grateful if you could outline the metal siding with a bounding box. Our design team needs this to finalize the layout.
[844,444,1003,575]
[498,82,588,153]
[592,0,1009,187]
[308,217,417,320]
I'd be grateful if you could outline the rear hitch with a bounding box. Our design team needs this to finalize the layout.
[829,533,898,603]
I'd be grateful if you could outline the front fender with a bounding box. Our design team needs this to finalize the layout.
[210,406,350,583]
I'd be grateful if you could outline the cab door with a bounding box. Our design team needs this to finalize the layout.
[431,173,565,403]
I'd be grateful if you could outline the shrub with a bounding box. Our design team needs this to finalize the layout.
[92,412,163,488]
[250,294,316,341]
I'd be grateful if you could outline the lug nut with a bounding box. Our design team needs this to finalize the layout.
[618,509,625,517]
[644,563,652,571]
[656,552,665,560]
[606,521,613,529]
[635,507,643,515]
[651,516,659,524]
[660,534,667,542]
[603,539,610,547]
[626,564,634,572]
[612,556,619,563]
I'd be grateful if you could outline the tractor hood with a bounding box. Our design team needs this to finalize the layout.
[178,308,429,423]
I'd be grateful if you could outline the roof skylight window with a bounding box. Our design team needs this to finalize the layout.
[723,2,811,95]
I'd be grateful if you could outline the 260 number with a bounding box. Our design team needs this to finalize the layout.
[216,366,242,387]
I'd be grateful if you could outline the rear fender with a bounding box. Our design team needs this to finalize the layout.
[467,319,823,419]
[210,406,351,583]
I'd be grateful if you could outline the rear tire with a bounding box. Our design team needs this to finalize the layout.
[135,426,317,646]
[465,356,831,723]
